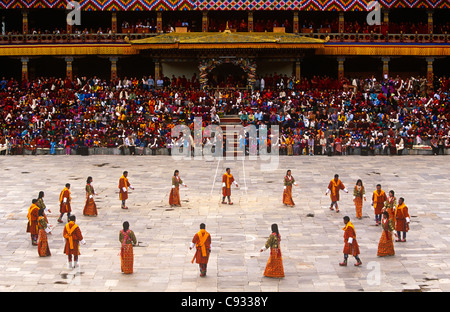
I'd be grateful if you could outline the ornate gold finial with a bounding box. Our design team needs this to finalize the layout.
[224,21,231,34]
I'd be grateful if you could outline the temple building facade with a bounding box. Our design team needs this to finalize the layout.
[0,0,449,88]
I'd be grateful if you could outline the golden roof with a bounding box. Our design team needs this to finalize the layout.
[130,31,325,50]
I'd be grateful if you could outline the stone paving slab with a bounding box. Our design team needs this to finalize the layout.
[0,154,449,292]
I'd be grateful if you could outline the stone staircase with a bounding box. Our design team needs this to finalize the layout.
[219,115,244,157]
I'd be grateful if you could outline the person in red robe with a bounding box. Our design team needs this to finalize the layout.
[372,184,387,226]
[63,215,86,269]
[340,216,362,266]
[222,168,238,205]
[190,223,211,277]
[326,174,348,213]
[395,197,410,242]
[26,199,40,246]
[58,183,71,223]
[119,171,134,209]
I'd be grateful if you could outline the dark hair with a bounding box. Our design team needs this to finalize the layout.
[286,170,291,175]
[271,223,279,236]
[38,191,44,199]
[87,176,93,184]
[343,216,350,222]
[123,171,128,175]
[200,223,206,229]
[69,215,76,222]
[65,183,70,188]
[389,190,395,196]
[123,221,129,231]
[32,198,38,204]
[356,179,363,186]
[383,211,389,218]
[377,184,381,187]
[226,168,230,171]
[174,170,179,176]
[334,174,339,178]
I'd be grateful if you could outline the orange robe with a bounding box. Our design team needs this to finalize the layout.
[37,216,51,257]
[26,203,40,236]
[263,233,285,278]
[283,175,295,206]
[119,175,130,201]
[63,222,83,256]
[353,185,365,218]
[191,230,211,265]
[169,176,183,206]
[343,221,360,256]
[222,173,235,197]
[377,219,395,256]
[59,187,71,214]
[372,190,387,215]
[119,229,137,274]
[83,183,98,216]
[328,179,345,202]
[395,203,410,232]
[384,196,397,227]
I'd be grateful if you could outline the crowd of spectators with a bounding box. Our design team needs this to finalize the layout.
[3,15,449,36]
[1,72,449,157]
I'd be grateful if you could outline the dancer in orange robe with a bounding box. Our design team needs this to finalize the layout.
[26,199,40,246]
[283,170,297,206]
[340,216,362,266]
[372,184,387,226]
[57,183,71,223]
[83,176,98,216]
[352,179,366,219]
[326,174,348,213]
[190,223,211,277]
[260,224,285,278]
[119,171,134,209]
[119,221,137,274]
[37,208,51,257]
[377,211,396,256]
[169,170,187,207]
[383,190,397,228]
[63,215,86,268]
[222,168,238,205]
[395,197,410,242]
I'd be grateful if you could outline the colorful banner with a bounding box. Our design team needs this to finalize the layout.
[0,0,449,11]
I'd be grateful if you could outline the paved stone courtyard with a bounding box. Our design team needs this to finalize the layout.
[1,154,450,292]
